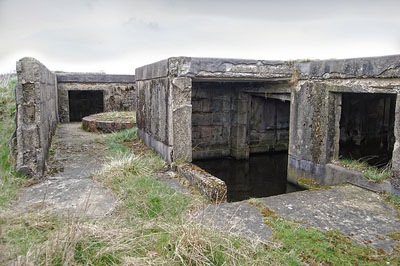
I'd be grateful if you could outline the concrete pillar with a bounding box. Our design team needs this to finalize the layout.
[391,94,400,188]
[171,77,192,162]
[230,93,250,159]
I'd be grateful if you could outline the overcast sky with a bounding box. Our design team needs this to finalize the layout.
[0,0,399,74]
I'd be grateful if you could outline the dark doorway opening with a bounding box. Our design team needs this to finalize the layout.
[339,93,396,167]
[68,90,104,122]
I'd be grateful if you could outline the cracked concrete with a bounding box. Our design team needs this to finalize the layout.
[194,185,400,253]
[14,123,115,217]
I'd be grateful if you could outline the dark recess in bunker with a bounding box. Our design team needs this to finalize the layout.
[68,90,104,121]
[249,97,290,153]
[191,81,295,201]
[339,93,396,167]
[194,152,302,202]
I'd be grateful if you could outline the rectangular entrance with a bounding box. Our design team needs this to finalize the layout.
[339,93,396,167]
[68,90,104,122]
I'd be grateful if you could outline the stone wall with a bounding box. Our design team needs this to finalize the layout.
[56,73,136,122]
[12,57,58,178]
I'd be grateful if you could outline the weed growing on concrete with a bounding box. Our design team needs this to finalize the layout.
[89,111,136,122]
[249,199,400,265]
[104,127,138,155]
[333,158,392,182]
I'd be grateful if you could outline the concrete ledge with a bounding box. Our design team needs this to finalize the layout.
[56,72,136,83]
[82,117,135,133]
[138,129,172,163]
[326,164,400,196]
[176,163,227,202]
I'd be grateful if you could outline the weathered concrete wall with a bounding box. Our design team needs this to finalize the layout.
[192,83,233,159]
[135,59,194,163]
[56,73,136,122]
[136,77,173,162]
[289,55,400,188]
[12,57,58,178]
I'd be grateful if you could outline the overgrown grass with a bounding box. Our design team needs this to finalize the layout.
[333,158,392,182]
[2,93,399,264]
[105,127,138,155]
[0,77,28,207]
[0,127,279,265]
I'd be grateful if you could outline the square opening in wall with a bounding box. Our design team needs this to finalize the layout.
[339,93,396,167]
[68,90,104,122]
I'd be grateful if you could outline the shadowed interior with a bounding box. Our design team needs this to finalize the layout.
[68,90,104,122]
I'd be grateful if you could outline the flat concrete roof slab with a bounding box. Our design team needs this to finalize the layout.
[194,185,400,252]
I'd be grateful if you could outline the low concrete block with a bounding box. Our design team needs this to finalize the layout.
[325,164,400,196]
[176,163,227,202]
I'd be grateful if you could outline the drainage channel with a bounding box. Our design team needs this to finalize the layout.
[193,152,303,202]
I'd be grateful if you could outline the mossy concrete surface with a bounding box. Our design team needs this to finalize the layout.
[195,185,400,253]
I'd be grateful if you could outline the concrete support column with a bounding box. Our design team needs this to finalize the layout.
[171,77,192,162]
[230,93,250,159]
[391,94,400,188]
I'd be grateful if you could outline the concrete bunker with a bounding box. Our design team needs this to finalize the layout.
[57,72,136,123]
[339,93,396,167]
[68,90,104,121]
[135,57,299,201]
[11,59,136,178]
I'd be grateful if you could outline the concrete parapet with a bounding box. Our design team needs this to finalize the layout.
[12,57,58,178]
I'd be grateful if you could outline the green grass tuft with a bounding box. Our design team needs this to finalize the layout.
[333,158,392,182]
[249,200,400,265]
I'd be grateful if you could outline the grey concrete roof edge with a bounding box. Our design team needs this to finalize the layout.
[134,56,292,81]
[135,59,169,81]
[295,54,400,78]
[56,72,136,83]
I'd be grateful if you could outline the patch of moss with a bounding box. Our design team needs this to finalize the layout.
[249,199,399,265]
[388,232,400,241]
[381,192,400,211]
[298,177,330,190]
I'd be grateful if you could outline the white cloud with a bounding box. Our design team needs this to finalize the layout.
[0,0,399,74]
